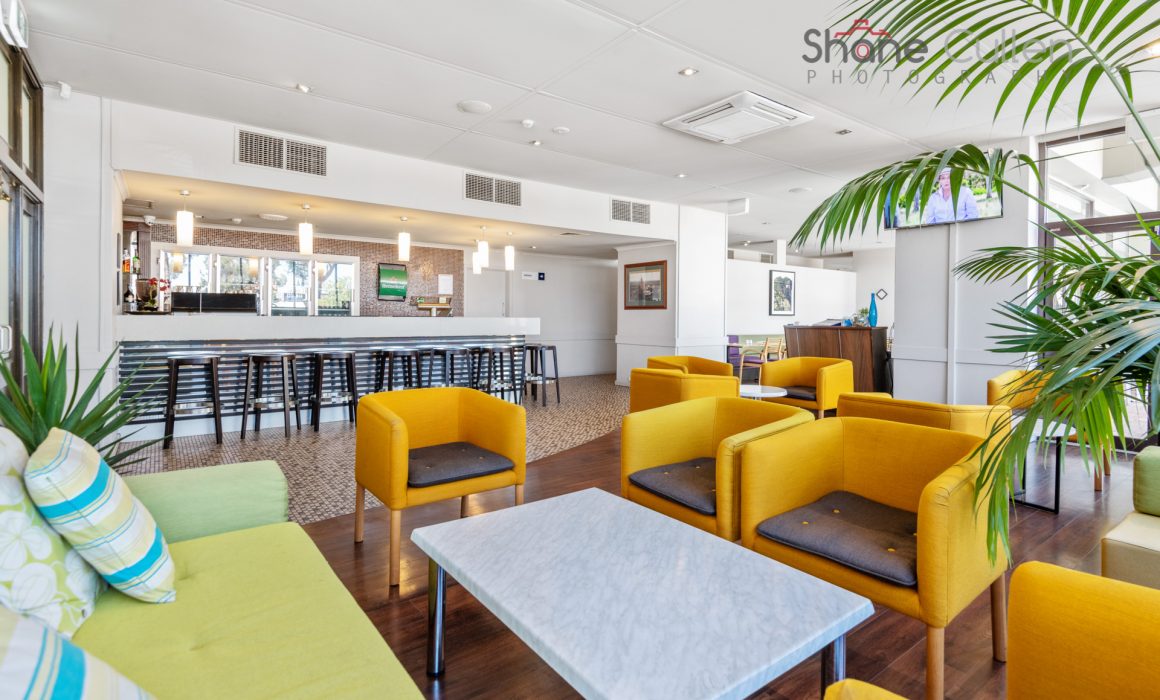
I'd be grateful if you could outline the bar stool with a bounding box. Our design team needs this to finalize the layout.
[372,347,423,392]
[310,350,359,431]
[470,345,520,401]
[424,346,472,387]
[163,355,223,449]
[240,352,302,439]
[527,344,561,406]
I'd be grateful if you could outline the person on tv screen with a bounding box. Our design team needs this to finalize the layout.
[924,169,979,224]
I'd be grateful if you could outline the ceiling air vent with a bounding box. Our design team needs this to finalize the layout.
[286,139,327,176]
[663,91,813,144]
[727,249,736,259]
[464,172,522,206]
[123,198,154,210]
[760,253,776,264]
[611,198,651,224]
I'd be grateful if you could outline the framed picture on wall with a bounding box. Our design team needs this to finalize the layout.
[624,260,667,309]
[378,263,408,301]
[769,270,796,316]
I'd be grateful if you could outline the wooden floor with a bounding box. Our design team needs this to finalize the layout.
[302,432,1135,699]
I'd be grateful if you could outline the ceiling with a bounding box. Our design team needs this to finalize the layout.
[28,0,1160,256]
[121,171,658,258]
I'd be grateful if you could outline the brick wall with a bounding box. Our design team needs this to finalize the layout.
[145,223,465,317]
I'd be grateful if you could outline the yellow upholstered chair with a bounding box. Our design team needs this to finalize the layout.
[741,417,1007,700]
[354,388,526,586]
[647,355,735,377]
[628,367,739,413]
[621,397,813,540]
[760,356,854,418]
[825,561,1160,699]
[838,392,1012,440]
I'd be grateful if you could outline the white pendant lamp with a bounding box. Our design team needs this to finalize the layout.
[504,244,515,271]
[298,204,314,255]
[471,250,482,275]
[477,226,489,267]
[397,231,411,262]
[176,190,194,246]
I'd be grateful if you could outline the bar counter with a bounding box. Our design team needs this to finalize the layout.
[114,315,540,438]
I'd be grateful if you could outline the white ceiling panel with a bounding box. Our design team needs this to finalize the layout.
[585,0,686,24]
[31,35,465,159]
[231,0,630,87]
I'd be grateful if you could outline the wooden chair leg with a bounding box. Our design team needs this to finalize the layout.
[354,485,365,543]
[1104,455,1112,475]
[389,509,402,587]
[1094,467,1103,492]
[991,576,1008,662]
[926,626,945,700]
[515,484,525,506]
[816,409,825,420]
[460,495,469,518]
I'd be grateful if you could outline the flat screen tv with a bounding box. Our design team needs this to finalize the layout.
[378,263,407,301]
[884,170,1003,229]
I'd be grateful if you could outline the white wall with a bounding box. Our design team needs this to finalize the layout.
[852,248,895,328]
[675,206,728,360]
[726,259,857,336]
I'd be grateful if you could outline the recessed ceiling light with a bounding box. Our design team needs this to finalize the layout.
[531,245,537,250]
[1149,40,1160,57]
[400,216,409,222]
[788,186,813,194]
[835,128,853,135]
[457,99,492,114]
[530,140,542,146]
[506,231,514,236]
[295,83,311,94]
[676,172,687,178]
[761,221,771,225]
[678,67,699,77]
[259,213,288,221]
[521,118,536,129]
[552,126,570,135]
[743,241,751,246]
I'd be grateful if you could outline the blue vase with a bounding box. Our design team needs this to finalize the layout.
[868,293,878,327]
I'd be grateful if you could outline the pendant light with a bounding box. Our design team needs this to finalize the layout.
[504,231,516,271]
[477,226,489,266]
[176,190,194,246]
[471,250,482,275]
[298,204,314,255]
[397,231,411,262]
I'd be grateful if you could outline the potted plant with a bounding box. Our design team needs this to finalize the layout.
[790,0,1160,557]
[0,330,158,467]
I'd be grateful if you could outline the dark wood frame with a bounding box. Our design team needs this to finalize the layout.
[768,269,796,316]
[377,262,408,301]
[623,260,667,310]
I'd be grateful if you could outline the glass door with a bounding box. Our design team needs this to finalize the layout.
[0,174,11,378]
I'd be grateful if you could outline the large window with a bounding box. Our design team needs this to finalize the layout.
[154,243,358,316]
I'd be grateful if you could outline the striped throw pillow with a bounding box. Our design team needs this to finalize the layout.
[0,603,151,699]
[24,430,175,604]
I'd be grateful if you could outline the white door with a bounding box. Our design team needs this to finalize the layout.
[472,269,508,317]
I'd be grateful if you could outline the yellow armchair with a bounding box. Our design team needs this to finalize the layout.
[621,396,812,540]
[355,387,526,586]
[760,357,854,418]
[837,392,1012,440]
[628,367,739,413]
[647,355,735,376]
[741,417,1006,700]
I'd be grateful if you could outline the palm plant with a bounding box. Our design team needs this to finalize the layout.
[790,0,1160,556]
[0,330,158,467]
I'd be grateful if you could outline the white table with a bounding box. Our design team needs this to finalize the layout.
[739,384,788,400]
[412,488,873,700]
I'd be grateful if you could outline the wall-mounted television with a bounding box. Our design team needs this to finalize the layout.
[378,263,407,301]
[884,170,1003,229]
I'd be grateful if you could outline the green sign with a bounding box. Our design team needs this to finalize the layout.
[378,264,407,301]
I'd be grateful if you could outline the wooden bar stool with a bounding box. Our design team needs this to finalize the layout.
[163,355,223,449]
[372,348,423,392]
[240,352,302,439]
[425,346,472,387]
[310,350,359,431]
[530,344,561,406]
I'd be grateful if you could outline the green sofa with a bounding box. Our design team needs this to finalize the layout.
[70,461,422,699]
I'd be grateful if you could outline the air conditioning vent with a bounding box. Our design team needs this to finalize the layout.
[237,130,284,169]
[236,129,327,176]
[559,231,589,237]
[663,91,813,144]
[464,172,522,206]
[727,249,736,259]
[286,139,327,176]
[760,253,776,264]
[611,198,651,224]
[123,198,154,210]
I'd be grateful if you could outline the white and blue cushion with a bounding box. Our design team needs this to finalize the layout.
[24,429,175,604]
[0,603,151,698]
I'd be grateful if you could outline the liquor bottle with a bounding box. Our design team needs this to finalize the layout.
[121,249,131,273]
[123,286,137,313]
[132,250,140,275]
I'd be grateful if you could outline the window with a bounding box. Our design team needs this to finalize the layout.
[270,259,311,316]
[1042,131,1158,225]
[19,83,30,170]
[0,51,10,147]
[219,254,261,294]
[168,252,211,292]
[316,262,354,316]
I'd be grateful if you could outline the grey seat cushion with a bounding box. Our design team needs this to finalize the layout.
[783,385,818,401]
[756,491,918,586]
[628,458,717,515]
[408,441,514,488]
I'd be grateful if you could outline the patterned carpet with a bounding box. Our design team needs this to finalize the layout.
[118,375,629,524]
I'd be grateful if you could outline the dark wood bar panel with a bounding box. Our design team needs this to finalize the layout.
[784,325,889,392]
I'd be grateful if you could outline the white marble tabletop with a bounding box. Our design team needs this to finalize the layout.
[739,384,789,399]
[411,488,873,700]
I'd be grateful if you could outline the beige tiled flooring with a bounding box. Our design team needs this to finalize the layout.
[120,375,629,523]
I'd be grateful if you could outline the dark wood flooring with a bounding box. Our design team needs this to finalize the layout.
[302,432,1135,699]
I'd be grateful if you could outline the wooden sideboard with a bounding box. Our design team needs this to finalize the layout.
[784,325,889,392]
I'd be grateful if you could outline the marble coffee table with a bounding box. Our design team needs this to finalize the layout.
[739,384,788,400]
[412,488,873,700]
